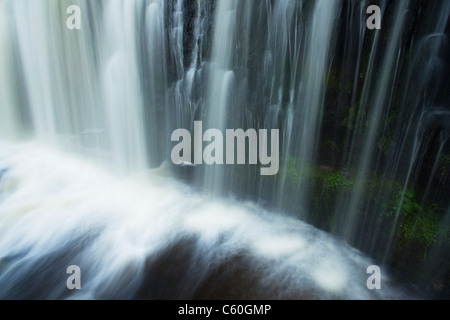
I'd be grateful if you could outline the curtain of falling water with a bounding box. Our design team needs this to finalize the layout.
[1,0,450,298]
[201,0,239,195]
[101,1,148,172]
[10,0,103,160]
[263,0,300,208]
[332,0,409,241]
[256,0,342,215]
[288,0,342,217]
[380,1,450,264]
[325,1,450,264]
[8,0,163,173]
[0,0,20,140]
[145,0,170,167]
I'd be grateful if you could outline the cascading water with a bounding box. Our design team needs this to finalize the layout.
[0,0,449,299]
[0,1,19,140]
[333,0,409,243]
[285,0,341,216]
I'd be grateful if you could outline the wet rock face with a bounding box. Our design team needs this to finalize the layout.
[134,236,281,300]
[133,236,330,300]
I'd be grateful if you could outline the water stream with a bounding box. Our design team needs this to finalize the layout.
[0,0,449,299]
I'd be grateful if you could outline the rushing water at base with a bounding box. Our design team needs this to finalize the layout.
[0,141,414,299]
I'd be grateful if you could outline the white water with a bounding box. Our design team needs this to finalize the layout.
[333,0,408,240]
[292,0,341,214]
[0,2,19,140]
[2,0,444,299]
[0,141,412,299]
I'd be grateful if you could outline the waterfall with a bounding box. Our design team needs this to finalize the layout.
[0,1,19,140]
[201,0,239,194]
[101,1,150,172]
[333,0,409,241]
[0,0,449,299]
[288,0,342,216]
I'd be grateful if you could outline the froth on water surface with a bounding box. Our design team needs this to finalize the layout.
[0,141,416,299]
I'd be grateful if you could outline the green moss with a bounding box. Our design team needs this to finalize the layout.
[387,188,422,218]
[279,156,313,186]
[279,155,448,251]
[341,105,357,130]
[400,213,440,246]
[281,156,353,193]
[324,139,337,151]
[327,67,340,91]
[319,171,353,192]
[439,154,450,178]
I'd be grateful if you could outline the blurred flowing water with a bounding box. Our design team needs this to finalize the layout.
[0,141,410,299]
[0,0,449,299]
